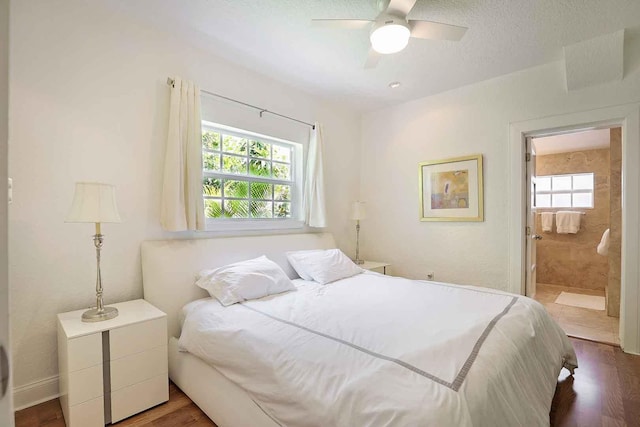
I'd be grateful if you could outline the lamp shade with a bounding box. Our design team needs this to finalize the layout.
[66,182,122,223]
[350,201,367,221]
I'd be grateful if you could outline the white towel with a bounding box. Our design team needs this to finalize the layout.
[541,212,554,232]
[556,211,582,234]
[597,229,610,256]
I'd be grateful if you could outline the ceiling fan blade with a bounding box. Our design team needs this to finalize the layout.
[386,0,418,17]
[364,49,381,69]
[311,19,373,30]
[409,20,468,41]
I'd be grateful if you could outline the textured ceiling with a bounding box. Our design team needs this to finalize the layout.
[534,129,611,156]
[101,0,640,111]
[564,29,625,91]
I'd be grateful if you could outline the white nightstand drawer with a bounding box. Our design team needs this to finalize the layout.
[58,300,168,426]
[110,345,168,391]
[111,374,169,422]
[66,396,104,427]
[68,364,103,406]
[360,261,391,275]
[110,317,166,360]
[67,333,103,372]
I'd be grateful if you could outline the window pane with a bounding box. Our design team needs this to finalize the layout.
[552,176,572,191]
[249,159,271,177]
[251,201,273,218]
[250,182,272,200]
[204,199,223,218]
[222,155,248,175]
[222,135,248,155]
[203,177,221,197]
[202,131,220,151]
[552,193,571,207]
[573,193,593,207]
[573,173,594,190]
[203,152,220,171]
[536,176,551,192]
[249,141,271,159]
[273,145,291,163]
[274,202,291,218]
[223,200,249,218]
[273,163,291,180]
[224,180,249,198]
[536,194,551,208]
[274,184,291,201]
[201,123,299,225]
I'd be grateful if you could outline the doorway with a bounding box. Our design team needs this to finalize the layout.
[509,104,640,353]
[526,128,621,345]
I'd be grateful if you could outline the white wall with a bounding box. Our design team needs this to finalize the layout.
[0,0,14,423]
[360,46,640,289]
[8,0,361,404]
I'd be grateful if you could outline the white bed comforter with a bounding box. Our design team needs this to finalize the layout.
[179,273,577,427]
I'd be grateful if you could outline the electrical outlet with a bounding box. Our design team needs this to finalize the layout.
[427,271,435,280]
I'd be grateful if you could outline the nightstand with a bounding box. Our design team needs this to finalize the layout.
[360,261,391,274]
[57,299,168,426]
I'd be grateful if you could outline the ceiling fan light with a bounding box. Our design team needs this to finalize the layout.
[370,23,410,54]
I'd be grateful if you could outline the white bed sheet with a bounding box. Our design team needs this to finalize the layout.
[168,337,279,427]
[179,273,576,427]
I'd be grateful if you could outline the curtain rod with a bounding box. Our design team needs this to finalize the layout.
[166,78,315,130]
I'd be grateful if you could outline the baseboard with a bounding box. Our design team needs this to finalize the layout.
[13,375,59,411]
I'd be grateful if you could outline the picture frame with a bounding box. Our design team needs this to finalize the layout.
[419,154,484,222]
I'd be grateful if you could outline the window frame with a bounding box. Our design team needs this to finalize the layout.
[535,172,595,209]
[201,121,304,231]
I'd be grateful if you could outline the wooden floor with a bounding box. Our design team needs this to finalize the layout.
[15,382,216,427]
[15,338,640,427]
[535,283,620,346]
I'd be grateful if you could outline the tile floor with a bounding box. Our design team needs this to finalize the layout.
[534,283,620,346]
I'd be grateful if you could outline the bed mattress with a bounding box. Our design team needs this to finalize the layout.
[178,272,576,427]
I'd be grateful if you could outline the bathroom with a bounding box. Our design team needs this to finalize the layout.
[532,127,621,345]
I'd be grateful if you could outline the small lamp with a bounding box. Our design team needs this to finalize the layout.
[66,182,122,322]
[350,201,366,265]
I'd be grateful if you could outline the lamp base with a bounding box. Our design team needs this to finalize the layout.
[354,259,365,265]
[82,306,119,322]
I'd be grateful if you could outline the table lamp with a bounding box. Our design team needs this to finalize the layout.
[350,201,366,265]
[66,182,122,322]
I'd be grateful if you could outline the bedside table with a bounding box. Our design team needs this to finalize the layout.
[360,261,391,275]
[57,299,168,427]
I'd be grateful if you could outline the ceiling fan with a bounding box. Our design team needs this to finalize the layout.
[312,0,468,68]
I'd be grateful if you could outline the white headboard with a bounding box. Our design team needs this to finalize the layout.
[141,232,336,339]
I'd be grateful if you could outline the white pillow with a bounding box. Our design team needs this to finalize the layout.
[289,249,363,284]
[196,256,295,306]
[286,249,324,280]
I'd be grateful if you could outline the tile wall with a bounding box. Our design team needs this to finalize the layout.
[535,148,610,290]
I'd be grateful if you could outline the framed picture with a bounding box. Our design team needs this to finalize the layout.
[419,154,484,222]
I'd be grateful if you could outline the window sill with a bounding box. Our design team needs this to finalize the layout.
[204,218,305,232]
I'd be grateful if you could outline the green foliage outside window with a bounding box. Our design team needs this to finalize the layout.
[202,128,293,219]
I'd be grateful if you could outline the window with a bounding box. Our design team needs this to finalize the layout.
[201,121,302,229]
[535,173,594,208]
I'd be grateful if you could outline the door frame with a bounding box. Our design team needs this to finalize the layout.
[508,103,640,354]
[0,0,11,424]
[524,136,537,299]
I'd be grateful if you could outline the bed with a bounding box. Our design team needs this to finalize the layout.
[141,232,577,427]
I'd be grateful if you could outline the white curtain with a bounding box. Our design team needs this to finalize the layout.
[161,77,205,231]
[303,122,327,227]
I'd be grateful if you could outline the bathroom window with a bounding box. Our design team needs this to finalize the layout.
[535,173,594,208]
